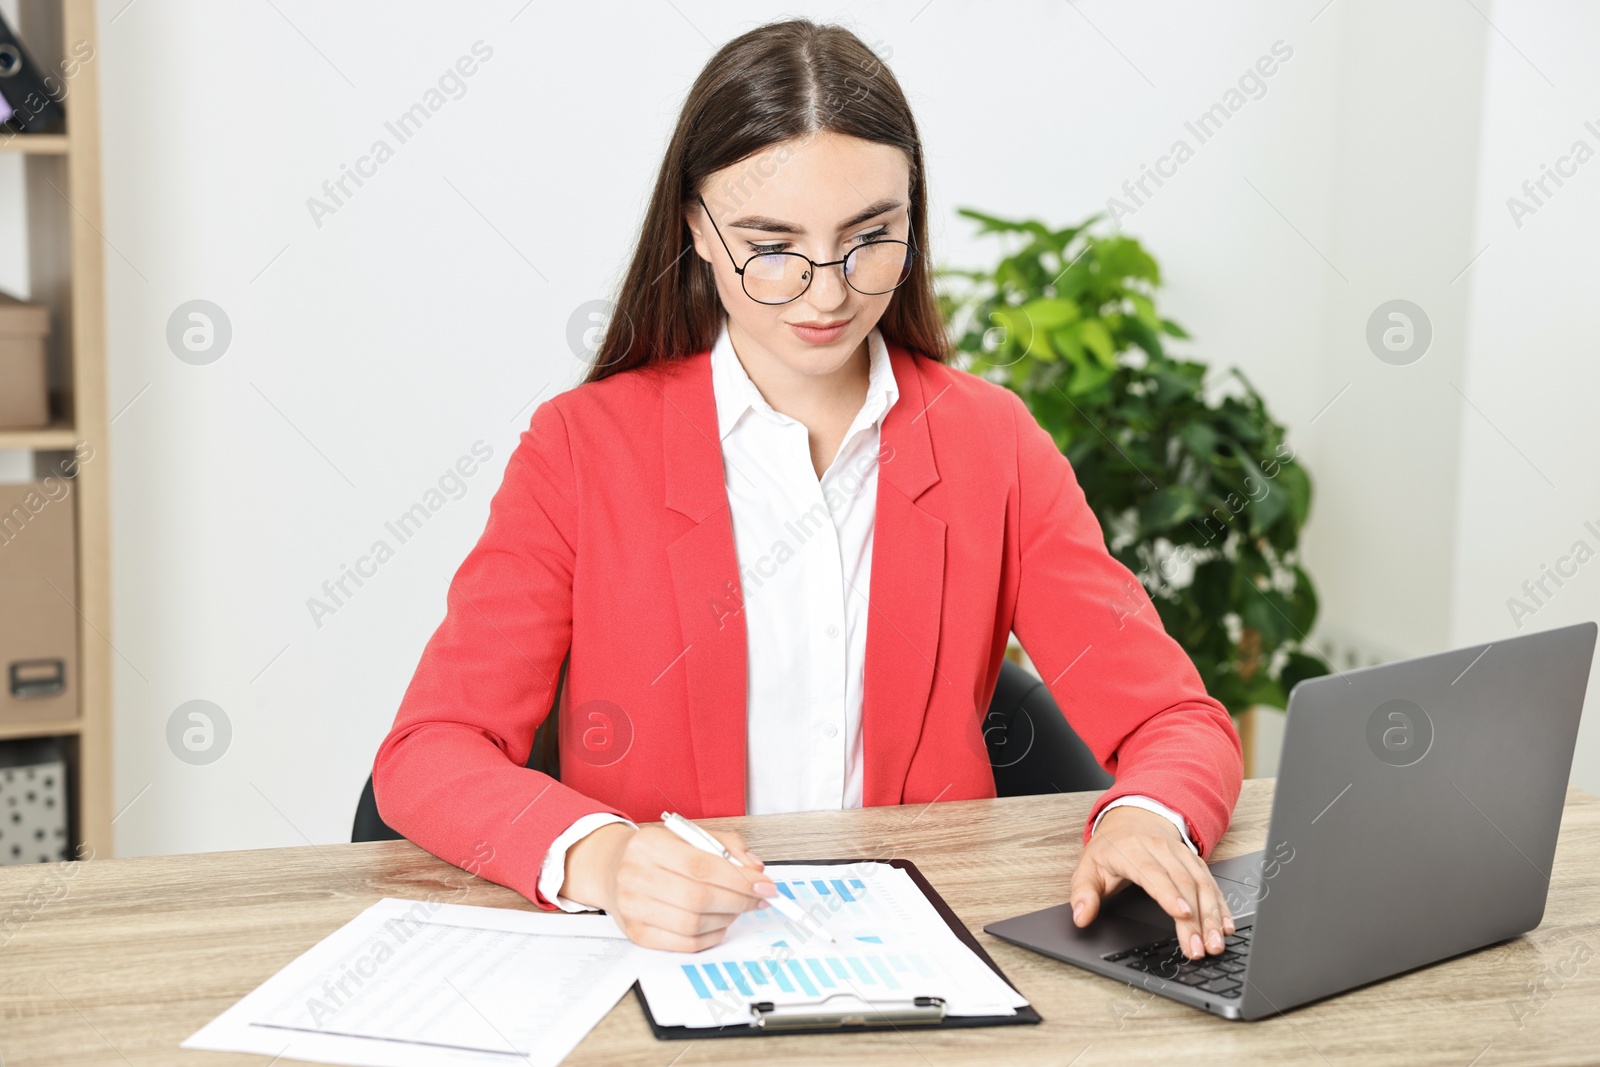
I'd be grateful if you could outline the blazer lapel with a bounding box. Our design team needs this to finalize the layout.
[862,342,945,805]
[660,351,749,817]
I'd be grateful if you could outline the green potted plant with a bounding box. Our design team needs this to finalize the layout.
[936,209,1331,725]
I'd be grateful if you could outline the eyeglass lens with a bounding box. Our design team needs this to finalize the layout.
[744,242,913,304]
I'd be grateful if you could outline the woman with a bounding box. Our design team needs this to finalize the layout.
[374,18,1241,963]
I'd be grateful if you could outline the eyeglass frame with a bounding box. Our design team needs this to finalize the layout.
[694,193,919,306]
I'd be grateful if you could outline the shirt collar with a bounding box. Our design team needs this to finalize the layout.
[710,313,899,441]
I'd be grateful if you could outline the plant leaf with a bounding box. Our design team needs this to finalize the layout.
[1276,462,1311,527]
[1079,319,1116,367]
[1067,361,1117,397]
[1018,297,1081,332]
[942,207,1329,722]
[1278,650,1331,697]
[1139,485,1200,531]
[1128,292,1161,332]
[1179,422,1218,460]
[1247,477,1288,535]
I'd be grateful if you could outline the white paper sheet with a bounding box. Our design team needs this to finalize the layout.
[633,861,1029,1028]
[183,897,640,1067]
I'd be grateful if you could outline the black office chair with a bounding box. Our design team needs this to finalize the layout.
[351,655,1112,842]
[983,656,1115,797]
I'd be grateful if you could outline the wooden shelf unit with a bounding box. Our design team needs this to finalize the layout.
[0,422,79,449]
[3,0,112,859]
[0,718,82,742]
[0,131,68,154]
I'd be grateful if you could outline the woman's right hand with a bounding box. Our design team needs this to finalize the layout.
[560,822,777,950]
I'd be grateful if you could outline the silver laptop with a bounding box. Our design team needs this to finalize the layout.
[984,620,1597,1020]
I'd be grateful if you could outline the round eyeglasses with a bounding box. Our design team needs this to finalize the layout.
[696,194,918,306]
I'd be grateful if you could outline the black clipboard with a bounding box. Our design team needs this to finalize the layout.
[634,857,1043,1039]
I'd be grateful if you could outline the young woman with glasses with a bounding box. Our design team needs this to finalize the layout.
[374,18,1243,965]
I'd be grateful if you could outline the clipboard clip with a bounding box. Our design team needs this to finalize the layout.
[749,993,947,1031]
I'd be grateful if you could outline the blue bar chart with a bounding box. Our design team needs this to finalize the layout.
[769,877,867,902]
[634,862,1030,1027]
[677,937,936,1001]
[740,872,905,941]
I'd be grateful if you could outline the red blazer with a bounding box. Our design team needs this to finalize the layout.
[373,339,1242,910]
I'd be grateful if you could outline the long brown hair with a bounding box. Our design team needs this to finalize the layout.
[583,18,949,384]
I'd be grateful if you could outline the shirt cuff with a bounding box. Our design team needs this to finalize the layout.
[537,812,638,911]
[1092,794,1200,856]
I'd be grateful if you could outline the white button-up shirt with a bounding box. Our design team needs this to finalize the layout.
[535,315,1192,910]
[715,314,895,815]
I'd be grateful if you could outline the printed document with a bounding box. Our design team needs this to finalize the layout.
[183,897,640,1067]
[633,861,1029,1027]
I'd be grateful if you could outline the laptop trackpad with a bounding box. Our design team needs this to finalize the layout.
[1103,874,1262,928]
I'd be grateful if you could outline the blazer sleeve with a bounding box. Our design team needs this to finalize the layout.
[1005,388,1243,857]
[372,397,630,909]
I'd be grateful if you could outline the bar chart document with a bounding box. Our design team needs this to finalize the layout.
[633,861,1031,1028]
[182,897,641,1067]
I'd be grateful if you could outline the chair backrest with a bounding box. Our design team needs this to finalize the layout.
[985,657,1114,797]
[351,652,1110,842]
[351,655,567,843]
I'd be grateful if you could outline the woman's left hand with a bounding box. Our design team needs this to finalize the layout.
[1068,805,1235,959]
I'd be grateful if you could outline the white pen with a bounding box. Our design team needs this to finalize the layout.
[659,811,841,945]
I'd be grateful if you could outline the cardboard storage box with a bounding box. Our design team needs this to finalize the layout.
[0,291,51,429]
[0,480,77,726]
[0,737,70,865]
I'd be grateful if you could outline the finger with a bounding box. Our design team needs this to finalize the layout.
[1173,850,1231,954]
[650,832,775,902]
[632,893,749,939]
[707,830,765,871]
[1213,884,1243,937]
[1147,844,1210,958]
[614,873,755,938]
[1068,853,1125,927]
[613,846,768,931]
[648,865,772,922]
[1184,857,1228,953]
[621,915,732,952]
[658,831,770,894]
[1104,838,1199,942]
[1073,832,1155,925]
[1217,873,1237,934]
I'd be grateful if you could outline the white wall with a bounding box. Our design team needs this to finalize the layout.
[9,0,1575,857]
[1302,0,1487,662]
[1451,2,1600,797]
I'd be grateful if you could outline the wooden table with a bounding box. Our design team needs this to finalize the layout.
[2,779,1597,1065]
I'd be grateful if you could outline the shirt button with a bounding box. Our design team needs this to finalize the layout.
[826,624,839,638]
[823,723,839,738]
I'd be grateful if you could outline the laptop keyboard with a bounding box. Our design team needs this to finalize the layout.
[1102,924,1252,998]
